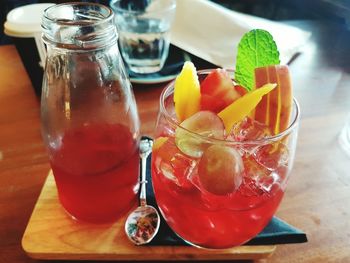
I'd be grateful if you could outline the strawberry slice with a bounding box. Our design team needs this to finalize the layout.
[234,85,248,97]
[200,69,244,113]
[200,94,226,114]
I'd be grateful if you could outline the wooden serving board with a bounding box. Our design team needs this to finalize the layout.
[22,172,276,261]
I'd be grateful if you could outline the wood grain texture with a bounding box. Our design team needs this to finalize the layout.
[21,172,275,261]
[1,19,350,263]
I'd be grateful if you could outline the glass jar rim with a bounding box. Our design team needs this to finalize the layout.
[110,0,176,15]
[42,2,117,50]
[159,69,300,146]
[43,2,114,26]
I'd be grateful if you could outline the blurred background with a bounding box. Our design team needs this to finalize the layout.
[1,0,350,45]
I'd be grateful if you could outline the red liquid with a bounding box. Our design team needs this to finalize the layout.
[152,137,285,248]
[49,123,139,223]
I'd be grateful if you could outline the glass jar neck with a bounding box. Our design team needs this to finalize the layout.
[42,3,117,50]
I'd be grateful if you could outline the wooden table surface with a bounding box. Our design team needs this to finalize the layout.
[1,20,350,263]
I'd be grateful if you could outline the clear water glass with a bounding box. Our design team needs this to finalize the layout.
[110,0,176,74]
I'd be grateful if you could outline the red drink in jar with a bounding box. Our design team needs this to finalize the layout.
[49,123,139,223]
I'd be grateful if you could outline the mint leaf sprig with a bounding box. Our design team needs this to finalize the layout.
[235,29,280,91]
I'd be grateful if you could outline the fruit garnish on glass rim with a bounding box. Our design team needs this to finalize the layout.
[234,29,293,135]
[173,61,201,122]
[173,29,292,138]
[200,69,246,113]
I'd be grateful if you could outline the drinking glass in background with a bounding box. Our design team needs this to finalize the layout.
[110,0,176,74]
[339,113,350,156]
[41,3,140,224]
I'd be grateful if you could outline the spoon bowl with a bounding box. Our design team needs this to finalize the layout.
[125,138,160,245]
[125,205,160,245]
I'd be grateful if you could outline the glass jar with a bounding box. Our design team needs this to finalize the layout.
[41,3,140,223]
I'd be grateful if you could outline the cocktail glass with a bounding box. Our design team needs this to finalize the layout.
[151,69,300,248]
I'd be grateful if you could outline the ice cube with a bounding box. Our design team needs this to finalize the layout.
[154,137,196,190]
[274,164,289,190]
[243,155,271,181]
[234,176,269,209]
[170,152,197,190]
[256,171,280,193]
[229,117,272,142]
[153,136,181,184]
[157,153,195,189]
[159,161,178,183]
[175,111,225,158]
[241,155,282,196]
[253,142,289,171]
[157,116,176,137]
[238,176,265,197]
[227,117,273,156]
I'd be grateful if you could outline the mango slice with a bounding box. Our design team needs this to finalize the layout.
[252,65,293,135]
[174,62,201,122]
[218,83,276,134]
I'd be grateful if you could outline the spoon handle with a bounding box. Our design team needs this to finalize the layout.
[139,155,147,206]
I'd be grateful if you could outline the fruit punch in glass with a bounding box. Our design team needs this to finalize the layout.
[151,29,300,248]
